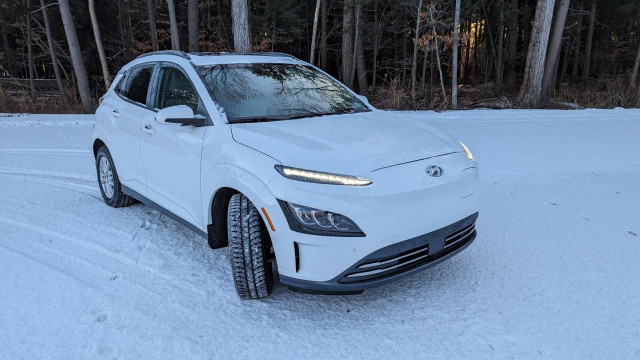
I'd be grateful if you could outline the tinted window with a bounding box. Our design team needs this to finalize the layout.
[119,65,154,105]
[196,64,369,123]
[155,67,199,113]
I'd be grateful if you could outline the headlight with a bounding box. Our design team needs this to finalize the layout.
[459,141,473,160]
[278,200,365,237]
[275,165,372,186]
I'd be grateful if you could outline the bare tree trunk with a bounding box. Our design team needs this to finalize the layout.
[518,0,555,107]
[310,0,321,65]
[26,0,37,101]
[372,0,379,90]
[541,0,570,101]
[58,0,93,113]
[452,0,461,108]
[560,41,570,83]
[320,0,327,69]
[356,33,367,93]
[494,0,504,91]
[0,6,15,76]
[507,0,518,86]
[349,3,361,89]
[88,0,111,90]
[410,0,424,102]
[341,0,354,83]
[146,0,158,51]
[428,6,447,104]
[421,47,428,89]
[583,0,596,82]
[167,0,181,50]
[464,20,471,80]
[572,4,583,77]
[188,0,200,52]
[630,42,640,89]
[231,0,250,53]
[118,0,133,59]
[40,0,69,106]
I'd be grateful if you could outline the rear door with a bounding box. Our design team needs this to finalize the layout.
[139,63,208,227]
[109,63,157,195]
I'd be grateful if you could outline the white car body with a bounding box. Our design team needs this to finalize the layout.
[93,51,479,293]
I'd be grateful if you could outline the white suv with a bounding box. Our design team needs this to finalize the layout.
[92,51,479,299]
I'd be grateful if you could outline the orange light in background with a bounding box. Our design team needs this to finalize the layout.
[261,207,275,232]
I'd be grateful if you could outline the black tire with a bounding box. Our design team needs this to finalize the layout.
[96,146,135,208]
[228,193,274,299]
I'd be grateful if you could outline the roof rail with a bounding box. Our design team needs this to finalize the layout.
[137,50,191,60]
[187,51,299,60]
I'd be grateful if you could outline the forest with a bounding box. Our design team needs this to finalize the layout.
[0,0,639,113]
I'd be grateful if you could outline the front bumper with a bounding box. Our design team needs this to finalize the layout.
[279,212,478,293]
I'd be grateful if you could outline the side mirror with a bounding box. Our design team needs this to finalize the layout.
[155,105,207,127]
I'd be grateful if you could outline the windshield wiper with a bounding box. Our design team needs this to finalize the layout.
[229,108,369,123]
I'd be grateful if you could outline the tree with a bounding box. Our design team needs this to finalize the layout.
[341,0,354,84]
[410,0,423,102]
[452,0,461,109]
[518,0,555,107]
[167,0,181,50]
[146,0,158,51]
[494,0,504,91]
[506,0,518,86]
[0,4,15,76]
[542,0,570,101]
[583,0,596,82]
[320,0,327,69]
[231,0,251,53]
[188,0,200,52]
[40,0,68,107]
[26,0,37,101]
[310,0,321,65]
[88,0,111,89]
[58,0,93,113]
[630,42,640,89]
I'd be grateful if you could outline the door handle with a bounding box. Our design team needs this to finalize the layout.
[112,110,121,117]
[141,124,156,135]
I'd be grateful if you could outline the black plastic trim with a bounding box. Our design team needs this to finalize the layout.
[280,212,478,293]
[277,200,366,237]
[121,185,207,238]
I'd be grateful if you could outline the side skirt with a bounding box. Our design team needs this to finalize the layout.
[121,185,207,238]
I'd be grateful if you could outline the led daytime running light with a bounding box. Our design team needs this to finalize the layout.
[275,166,372,186]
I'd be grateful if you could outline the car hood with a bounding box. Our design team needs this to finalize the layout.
[230,110,459,174]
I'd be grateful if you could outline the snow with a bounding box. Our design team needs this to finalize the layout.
[1,109,639,359]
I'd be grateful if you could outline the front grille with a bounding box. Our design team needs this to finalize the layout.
[338,217,477,284]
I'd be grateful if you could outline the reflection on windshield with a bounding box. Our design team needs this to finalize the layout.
[196,64,369,123]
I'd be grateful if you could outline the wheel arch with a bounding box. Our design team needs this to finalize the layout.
[93,138,106,158]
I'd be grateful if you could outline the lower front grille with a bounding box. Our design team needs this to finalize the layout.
[338,215,477,284]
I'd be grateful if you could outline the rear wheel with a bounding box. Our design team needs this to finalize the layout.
[96,146,135,208]
[227,193,274,299]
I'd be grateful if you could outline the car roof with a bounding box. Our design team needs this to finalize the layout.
[135,50,306,67]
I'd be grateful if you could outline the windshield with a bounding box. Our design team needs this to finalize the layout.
[196,63,370,123]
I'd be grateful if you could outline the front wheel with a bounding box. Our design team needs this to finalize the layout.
[227,193,274,299]
[95,146,135,208]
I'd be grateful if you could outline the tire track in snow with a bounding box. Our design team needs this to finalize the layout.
[0,173,101,200]
[0,216,208,300]
[0,148,92,156]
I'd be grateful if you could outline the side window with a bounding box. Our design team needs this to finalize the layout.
[155,67,200,114]
[119,65,154,105]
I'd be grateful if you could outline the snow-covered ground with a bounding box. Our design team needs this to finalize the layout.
[1,109,639,359]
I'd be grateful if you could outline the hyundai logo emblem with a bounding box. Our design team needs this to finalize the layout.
[425,165,444,177]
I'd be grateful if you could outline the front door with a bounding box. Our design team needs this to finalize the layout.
[139,64,208,228]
